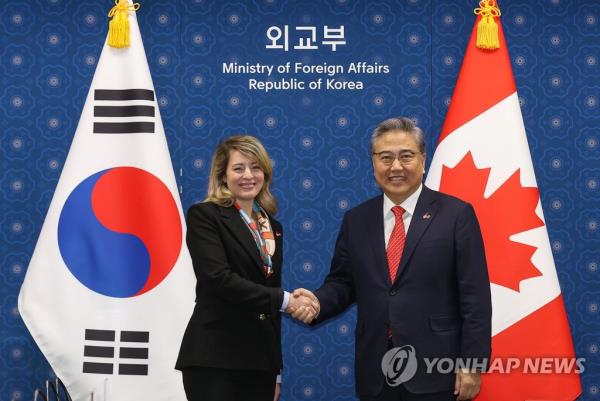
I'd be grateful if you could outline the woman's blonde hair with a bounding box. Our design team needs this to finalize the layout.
[205,135,277,215]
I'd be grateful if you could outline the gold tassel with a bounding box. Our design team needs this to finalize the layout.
[107,0,140,48]
[474,0,501,50]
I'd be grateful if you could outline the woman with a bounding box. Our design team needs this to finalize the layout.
[176,135,286,401]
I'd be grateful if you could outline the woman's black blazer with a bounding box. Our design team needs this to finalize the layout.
[175,202,284,373]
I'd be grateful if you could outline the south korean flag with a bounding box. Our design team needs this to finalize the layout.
[19,3,195,401]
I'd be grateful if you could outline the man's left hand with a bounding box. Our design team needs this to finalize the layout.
[454,370,481,401]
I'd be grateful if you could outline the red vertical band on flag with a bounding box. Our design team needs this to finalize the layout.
[477,296,581,401]
[438,15,516,144]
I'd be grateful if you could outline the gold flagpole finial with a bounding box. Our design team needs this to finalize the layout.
[474,0,501,50]
[107,0,141,48]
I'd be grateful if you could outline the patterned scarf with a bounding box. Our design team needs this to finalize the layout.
[234,201,275,277]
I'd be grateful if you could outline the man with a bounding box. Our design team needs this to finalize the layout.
[293,117,492,401]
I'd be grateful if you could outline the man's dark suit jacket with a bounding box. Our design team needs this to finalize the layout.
[314,186,492,397]
[175,202,284,373]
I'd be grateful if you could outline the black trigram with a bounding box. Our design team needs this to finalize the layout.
[82,329,149,375]
[93,89,155,134]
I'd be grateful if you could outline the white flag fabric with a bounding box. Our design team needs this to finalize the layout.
[18,7,195,401]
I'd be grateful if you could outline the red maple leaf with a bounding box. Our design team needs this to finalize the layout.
[440,152,545,292]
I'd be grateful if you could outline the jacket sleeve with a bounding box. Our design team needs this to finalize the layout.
[186,203,283,315]
[455,203,492,361]
[313,212,356,323]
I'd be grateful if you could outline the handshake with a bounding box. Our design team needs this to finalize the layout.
[285,288,320,324]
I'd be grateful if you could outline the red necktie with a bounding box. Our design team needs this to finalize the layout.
[387,206,406,282]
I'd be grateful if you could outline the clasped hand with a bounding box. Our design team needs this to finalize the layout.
[285,288,320,324]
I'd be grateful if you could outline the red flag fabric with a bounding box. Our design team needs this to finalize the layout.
[425,10,582,401]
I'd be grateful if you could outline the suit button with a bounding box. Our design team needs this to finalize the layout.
[259,313,267,320]
[390,290,397,296]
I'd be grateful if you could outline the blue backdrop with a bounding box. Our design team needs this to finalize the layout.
[1,0,599,400]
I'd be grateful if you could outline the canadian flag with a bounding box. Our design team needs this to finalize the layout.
[425,6,582,401]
